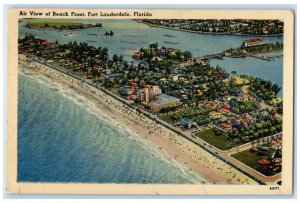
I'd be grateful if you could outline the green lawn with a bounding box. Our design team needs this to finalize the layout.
[231,148,276,176]
[194,128,236,150]
[160,109,186,123]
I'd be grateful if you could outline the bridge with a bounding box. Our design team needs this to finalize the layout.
[197,52,225,60]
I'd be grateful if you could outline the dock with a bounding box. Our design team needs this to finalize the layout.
[246,53,283,61]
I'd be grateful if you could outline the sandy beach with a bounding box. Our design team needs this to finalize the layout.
[18,54,258,185]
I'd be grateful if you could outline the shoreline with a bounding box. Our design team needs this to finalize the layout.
[138,21,283,37]
[18,54,258,185]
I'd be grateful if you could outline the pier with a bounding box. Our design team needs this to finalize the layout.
[200,52,283,62]
[246,53,283,61]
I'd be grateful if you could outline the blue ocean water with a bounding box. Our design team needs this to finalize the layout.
[17,71,205,183]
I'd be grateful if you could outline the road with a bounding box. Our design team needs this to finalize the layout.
[189,131,282,184]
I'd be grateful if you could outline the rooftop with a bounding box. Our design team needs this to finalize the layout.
[151,94,180,105]
[244,38,264,43]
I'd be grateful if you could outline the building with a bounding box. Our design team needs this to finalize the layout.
[242,38,265,47]
[219,122,233,132]
[152,85,162,95]
[229,98,238,107]
[128,79,139,91]
[208,111,222,118]
[119,85,133,96]
[250,146,258,152]
[150,94,181,111]
[180,118,196,129]
[169,74,178,81]
[144,87,153,103]
[262,25,269,34]
[133,51,142,59]
[137,89,145,102]
[140,85,162,103]
[258,159,271,166]
[39,39,49,45]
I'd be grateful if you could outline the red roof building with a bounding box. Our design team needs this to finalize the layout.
[220,122,232,129]
[258,159,271,165]
[220,106,231,113]
[243,38,265,47]
[271,140,281,147]
[250,146,258,152]
[39,39,49,45]
[133,51,141,59]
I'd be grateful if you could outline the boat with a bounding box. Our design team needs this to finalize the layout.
[164,41,179,45]
[87,33,97,37]
[64,32,73,36]
[104,30,114,36]
[163,34,177,38]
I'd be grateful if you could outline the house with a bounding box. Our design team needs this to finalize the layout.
[133,51,142,59]
[39,39,49,45]
[151,56,163,62]
[128,79,139,90]
[262,25,269,34]
[220,105,231,113]
[240,93,249,102]
[181,94,188,100]
[167,48,175,52]
[243,38,265,47]
[258,159,271,165]
[229,98,238,107]
[118,85,133,96]
[203,101,220,110]
[169,74,178,81]
[219,122,233,132]
[230,118,240,127]
[273,158,282,166]
[271,140,281,147]
[250,146,258,152]
[260,146,270,151]
[208,111,222,118]
[180,118,196,129]
[103,73,118,82]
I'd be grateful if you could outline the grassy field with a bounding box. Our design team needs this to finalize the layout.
[194,128,236,150]
[231,148,276,176]
[26,20,90,28]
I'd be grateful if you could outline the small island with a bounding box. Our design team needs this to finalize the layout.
[224,38,283,61]
[26,20,103,30]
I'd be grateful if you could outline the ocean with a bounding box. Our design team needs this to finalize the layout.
[17,71,205,183]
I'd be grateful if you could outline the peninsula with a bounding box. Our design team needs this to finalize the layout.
[26,20,102,30]
[139,19,284,36]
[18,33,283,184]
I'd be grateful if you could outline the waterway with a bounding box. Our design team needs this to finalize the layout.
[19,19,283,97]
